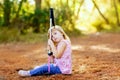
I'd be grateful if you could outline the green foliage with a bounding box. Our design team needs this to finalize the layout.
[3,0,12,26]
[91,0,120,33]
[55,2,81,36]
[108,24,120,33]
[92,18,120,33]
[32,8,49,33]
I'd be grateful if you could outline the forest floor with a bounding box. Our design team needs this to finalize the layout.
[0,33,120,80]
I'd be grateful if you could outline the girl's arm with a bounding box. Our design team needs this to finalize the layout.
[47,44,54,63]
[48,39,67,59]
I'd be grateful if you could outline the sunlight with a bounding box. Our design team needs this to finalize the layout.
[72,45,85,51]
[90,45,120,53]
[72,44,120,53]
[84,0,94,12]
[0,0,3,3]
[18,0,35,5]
[75,0,97,34]
[28,0,35,5]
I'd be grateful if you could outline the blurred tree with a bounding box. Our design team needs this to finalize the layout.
[113,0,120,26]
[76,0,84,19]
[3,0,11,26]
[15,0,27,18]
[1,0,120,35]
[0,1,3,26]
[54,0,81,35]
[92,0,109,24]
[10,0,28,34]
[33,0,42,33]
[35,0,41,9]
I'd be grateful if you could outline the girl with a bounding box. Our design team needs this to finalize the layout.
[18,25,72,77]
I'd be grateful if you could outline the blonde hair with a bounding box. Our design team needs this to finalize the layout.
[48,25,71,43]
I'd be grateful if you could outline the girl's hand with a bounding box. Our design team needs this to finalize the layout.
[48,39,54,48]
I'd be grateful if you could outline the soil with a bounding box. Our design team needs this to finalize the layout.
[0,33,120,80]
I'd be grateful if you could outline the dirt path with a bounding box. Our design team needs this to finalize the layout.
[0,33,120,80]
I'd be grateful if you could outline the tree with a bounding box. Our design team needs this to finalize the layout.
[35,0,42,9]
[3,0,11,26]
[15,0,26,18]
[33,0,42,33]
[92,0,109,24]
[76,0,84,19]
[113,0,120,26]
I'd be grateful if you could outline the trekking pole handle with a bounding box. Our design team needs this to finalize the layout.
[50,8,55,26]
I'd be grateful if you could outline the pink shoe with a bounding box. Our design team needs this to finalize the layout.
[18,70,31,77]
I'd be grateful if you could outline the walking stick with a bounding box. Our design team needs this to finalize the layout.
[48,8,55,73]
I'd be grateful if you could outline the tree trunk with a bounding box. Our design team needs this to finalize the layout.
[92,0,109,24]
[35,0,42,9]
[3,0,11,26]
[113,0,120,26]
[33,0,42,33]
[15,0,25,18]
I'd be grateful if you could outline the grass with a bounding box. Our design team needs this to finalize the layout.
[0,27,47,44]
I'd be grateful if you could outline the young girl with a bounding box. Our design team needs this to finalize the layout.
[18,25,72,76]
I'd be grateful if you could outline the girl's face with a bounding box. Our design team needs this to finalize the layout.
[51,29,63,43]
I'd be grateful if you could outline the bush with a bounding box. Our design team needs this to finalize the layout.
[0,27,47,43]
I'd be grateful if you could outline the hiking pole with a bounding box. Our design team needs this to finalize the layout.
[48,8,55,73]
[50,8,55,27]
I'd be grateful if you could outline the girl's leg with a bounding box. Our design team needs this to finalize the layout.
[30,64,61,76]
[49,64,62,75]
